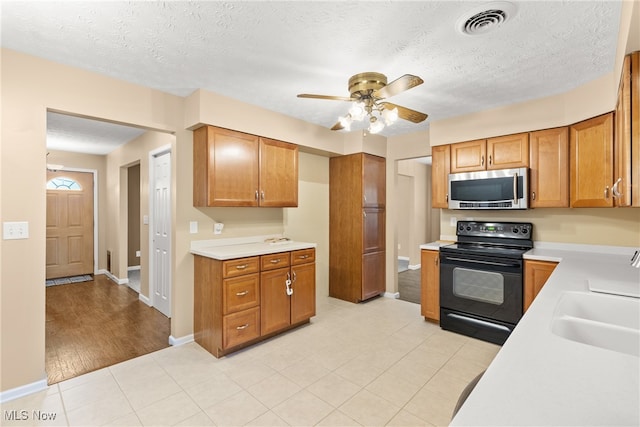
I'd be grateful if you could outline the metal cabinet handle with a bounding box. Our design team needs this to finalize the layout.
[255,190,259,201]
[236,264,248,270]
[435,257,439,266]
[605,186,610,199]
[363,211,367,218]
[481,155,485,166]
[298,254,309,259]
[446,193,448,202]
[270,259,281,264]
[236,324,249,330]
[292,271,297,283]
[261,190,265,200]
[489,155,492,166]
[612,178,622,198]
[532,191,536,201]
[236,290,248,296]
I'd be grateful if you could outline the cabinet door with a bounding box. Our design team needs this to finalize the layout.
[291,262,315,324]
[431,145,451,208]
[259,138,298,207]
[209,127,260,206]
[486,133,529,170]
[614,53,633,207]
[363,154,386,207]
[524,260,558,312]
[450,139,487,173]
[363,208,385,253]
[529,127,569,208]
[362,251,385,301]
[570,113,614,207]
[260,268,291,335]
[420,250,440,321]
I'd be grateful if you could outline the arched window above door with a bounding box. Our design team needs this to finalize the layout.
[46,177,82,190]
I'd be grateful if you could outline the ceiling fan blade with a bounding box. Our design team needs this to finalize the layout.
[297,94,354,102]
[381,102,428,123]
[330,121,345,131]
[373,74,424,99]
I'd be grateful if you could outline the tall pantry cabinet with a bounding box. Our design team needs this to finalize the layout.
[329,153,386,303]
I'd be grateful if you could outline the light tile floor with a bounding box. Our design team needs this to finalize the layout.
[1,297,500,426]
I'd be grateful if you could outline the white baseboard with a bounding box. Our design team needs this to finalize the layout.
[100,270,128,285]
[409,264,421,270]
[169,334,194,346]
[398,256,410,261]
[127,265,141,271]
[139,293,152,306]
[384,292,400,299]
[0,379,48,403]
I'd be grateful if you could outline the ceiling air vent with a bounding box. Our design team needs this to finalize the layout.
[456,2,517,36]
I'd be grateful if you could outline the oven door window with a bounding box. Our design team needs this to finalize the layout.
[452,267,504,305]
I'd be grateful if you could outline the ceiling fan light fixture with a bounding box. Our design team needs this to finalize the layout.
[349,101,366,121]
[338,114,352,131]
[368,116,385,134]
[382,107,398,125]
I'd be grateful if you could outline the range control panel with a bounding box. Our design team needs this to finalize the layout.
[456,221,533,240]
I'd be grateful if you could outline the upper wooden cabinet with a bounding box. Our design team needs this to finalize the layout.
[193,126,298,207]
[363,154,386,207]
[450,133,529,173]
[614,51,640,207]
[570,113,614,207]
[450,139,486,173]
[431,145,451,208]
[529,127,569,208]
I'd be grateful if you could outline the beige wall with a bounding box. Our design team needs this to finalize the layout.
[127,164,141,268]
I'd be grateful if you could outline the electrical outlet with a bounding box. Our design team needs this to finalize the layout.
[450,216,457,226]
[3,221,29,240]
[214,223,224,235]
[136,250,141,257]
[189,221,198,234]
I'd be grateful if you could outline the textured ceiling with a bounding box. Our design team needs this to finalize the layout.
[1,1,623,152]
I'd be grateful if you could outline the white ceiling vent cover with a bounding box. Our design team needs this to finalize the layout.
[456,2,517,35]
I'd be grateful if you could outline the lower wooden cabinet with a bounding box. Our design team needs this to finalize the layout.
[524,260,558,312]
[194,248,315,357]
[420,249,440,322]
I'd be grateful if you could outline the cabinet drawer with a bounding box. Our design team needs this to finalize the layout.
[223,257,260,278]
[223,274,260,315]
[260,252,291,271]
[223,307,260,349]
[291,248,315,265]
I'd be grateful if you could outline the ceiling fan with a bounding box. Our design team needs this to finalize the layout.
[297,72,428,133]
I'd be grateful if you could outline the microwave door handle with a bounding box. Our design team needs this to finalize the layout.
[513,173,518,205]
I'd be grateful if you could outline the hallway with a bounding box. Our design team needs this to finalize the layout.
[46,274,170,384]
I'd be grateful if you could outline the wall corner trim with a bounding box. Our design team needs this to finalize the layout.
[0,379,48,403]
[169,334,195,346]
[138,293,152,307]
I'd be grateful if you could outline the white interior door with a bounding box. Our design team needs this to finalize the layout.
[152,150,171,317]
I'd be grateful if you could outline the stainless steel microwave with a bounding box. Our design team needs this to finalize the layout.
[448,167,529,210]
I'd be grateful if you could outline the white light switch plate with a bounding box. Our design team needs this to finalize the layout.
[3,221,29,240]
[189,221,198,234]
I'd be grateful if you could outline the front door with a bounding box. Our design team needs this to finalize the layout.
[152,151,171,317]
[46,170,94,279]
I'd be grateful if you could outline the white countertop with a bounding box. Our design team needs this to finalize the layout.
[449,245,640,426]
[420,240,455,251]
[190,235,316,260]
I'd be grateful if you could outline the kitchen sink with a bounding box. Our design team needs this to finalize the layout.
[551,291,640,357]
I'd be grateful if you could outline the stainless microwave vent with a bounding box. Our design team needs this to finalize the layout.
[456,2,516,36]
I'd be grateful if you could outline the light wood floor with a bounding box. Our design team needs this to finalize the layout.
[45,274,170,384]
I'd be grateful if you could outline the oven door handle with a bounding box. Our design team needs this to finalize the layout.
[444,256,521,268]
[447,313,512,333]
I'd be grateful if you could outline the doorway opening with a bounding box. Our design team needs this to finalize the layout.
[395,156,440,304]
[44,111,172,384]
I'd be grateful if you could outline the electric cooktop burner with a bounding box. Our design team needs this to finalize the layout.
[441,220,534,259]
